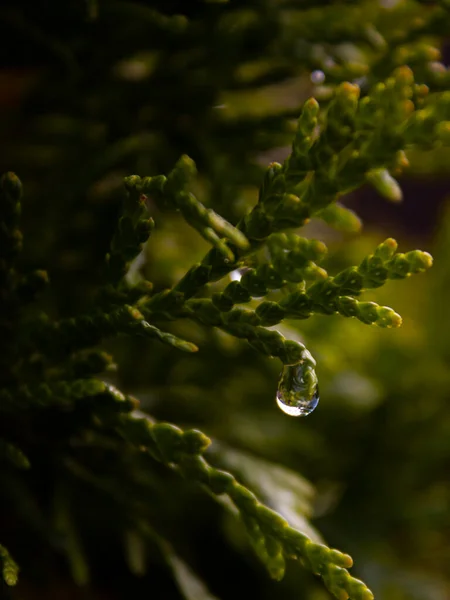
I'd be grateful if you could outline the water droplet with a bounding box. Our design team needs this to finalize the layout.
[276,362,319,417]
[311,70,325,84]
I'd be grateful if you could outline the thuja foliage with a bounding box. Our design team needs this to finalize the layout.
[0,0,449,599]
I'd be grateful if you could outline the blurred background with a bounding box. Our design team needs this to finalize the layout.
[1,1,450,599]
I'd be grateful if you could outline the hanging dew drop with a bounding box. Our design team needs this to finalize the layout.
[276,360,319,417]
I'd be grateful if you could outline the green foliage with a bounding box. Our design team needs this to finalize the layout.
[0,544,19,587]
[0,137,433,597]
[0,0,449,599]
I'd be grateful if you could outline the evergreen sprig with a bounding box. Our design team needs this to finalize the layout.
[124,155,249,262]
[135,66,441,317]
[119,412,373,600]
[0,47,444,600]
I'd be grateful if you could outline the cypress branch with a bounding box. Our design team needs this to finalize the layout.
[0,1,447,597]
[118,412,373,599]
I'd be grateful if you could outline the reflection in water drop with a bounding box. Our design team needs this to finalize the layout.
[276,362,319,417]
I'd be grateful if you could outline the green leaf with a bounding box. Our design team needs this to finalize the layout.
[0,544,19,587]
[317,203,363,232]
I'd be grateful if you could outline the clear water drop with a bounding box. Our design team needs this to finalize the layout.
[276,362,319,417]
[311,70,325,84]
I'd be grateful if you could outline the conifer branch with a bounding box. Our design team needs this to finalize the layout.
[0,5,447,593]
[118,412,373,600]
[142,67,443,309]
